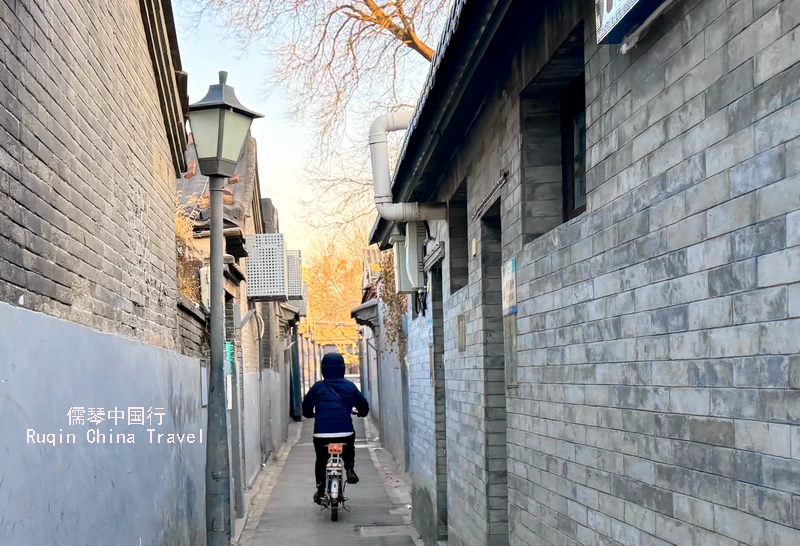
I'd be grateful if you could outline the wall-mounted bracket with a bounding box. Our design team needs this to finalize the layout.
[234,304,255,329]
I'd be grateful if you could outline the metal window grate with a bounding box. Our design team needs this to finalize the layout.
[245,234,288,301]
[286,250,303,300]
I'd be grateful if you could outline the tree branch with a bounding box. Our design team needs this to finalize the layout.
[362,0,434,60]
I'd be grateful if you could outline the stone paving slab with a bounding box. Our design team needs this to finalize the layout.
[245,418,417,545]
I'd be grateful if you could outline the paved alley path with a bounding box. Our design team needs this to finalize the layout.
[240,418,419,546]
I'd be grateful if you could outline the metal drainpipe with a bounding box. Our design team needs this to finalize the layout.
[369,112,447,222]
[290,324,302,420]
[255,309,266,466]
[206,175,231,545]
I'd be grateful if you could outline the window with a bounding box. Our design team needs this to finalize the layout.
[561,75,587,220]
[518,23,585,244]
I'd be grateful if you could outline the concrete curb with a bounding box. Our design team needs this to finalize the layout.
[233,421,303,545]
[363,417,422,545]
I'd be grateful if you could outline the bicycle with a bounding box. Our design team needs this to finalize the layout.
[320,441,347,521]
[318,408,362,521]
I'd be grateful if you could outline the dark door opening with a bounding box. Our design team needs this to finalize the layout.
[432,267,449,540]
[480,200,509,542]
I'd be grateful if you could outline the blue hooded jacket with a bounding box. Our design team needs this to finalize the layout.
[302,353,369,435]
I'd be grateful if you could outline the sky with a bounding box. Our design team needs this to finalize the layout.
[173,5,440,256]
[174,12,316,254]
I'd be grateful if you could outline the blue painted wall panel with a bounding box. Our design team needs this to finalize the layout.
[0,301,206,545]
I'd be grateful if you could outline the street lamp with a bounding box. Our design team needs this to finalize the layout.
[189,71,263,177]
[188,71,262,546]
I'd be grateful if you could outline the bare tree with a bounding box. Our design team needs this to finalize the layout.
[188,0,451,152]
[300,220,371,364]
[297,145,378,233]
[184,1,452,229]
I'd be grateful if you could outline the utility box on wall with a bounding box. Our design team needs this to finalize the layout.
[286,250,303,300]
[405,221,426,291]
[200,265,211,310]
[390,222,426,295]
[389,222,426,294]
[391,235,414,294]
[245,233,288,302]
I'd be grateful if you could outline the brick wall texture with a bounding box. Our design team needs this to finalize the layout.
[177,296,206,360]
[404,0,800,545]
[409,275,449,542]
[0,0,181,349]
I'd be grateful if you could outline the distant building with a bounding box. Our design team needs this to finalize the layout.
[352,245,410,472]
[178,134,299,523]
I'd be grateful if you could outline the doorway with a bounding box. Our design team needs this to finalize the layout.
[480,200,509,542]
[431,267,449,540]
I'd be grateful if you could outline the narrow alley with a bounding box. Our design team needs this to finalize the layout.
[236,418,420,546]
[5,0,800,545]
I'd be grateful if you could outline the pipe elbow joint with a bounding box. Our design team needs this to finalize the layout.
[369,115,389,145]
[369,115,388,138]
[375,202,447,222]
[385,110,414,132]
[370,109,444,224]
[369,111,414,143]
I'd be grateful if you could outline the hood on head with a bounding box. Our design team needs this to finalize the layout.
[321,353,346,379]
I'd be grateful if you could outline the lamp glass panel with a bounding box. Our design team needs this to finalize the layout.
[188,109,220,159]
[221,110,252,162]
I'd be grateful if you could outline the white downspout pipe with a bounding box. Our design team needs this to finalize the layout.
[369,112,447,222]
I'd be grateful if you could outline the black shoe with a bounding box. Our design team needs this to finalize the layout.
[313,490,324,505]
[346,469,359,484]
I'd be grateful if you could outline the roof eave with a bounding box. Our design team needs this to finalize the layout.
[351,299,379,328]
[369,0,512,247]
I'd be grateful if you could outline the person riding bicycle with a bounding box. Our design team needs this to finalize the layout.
[302,352,369,504]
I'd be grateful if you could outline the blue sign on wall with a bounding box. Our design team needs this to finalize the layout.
[595,0,666,44]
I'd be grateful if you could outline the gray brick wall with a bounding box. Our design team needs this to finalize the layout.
[177,295,207,360]
[405,0,800,545]
[408,267,449,544]
[408,296,439,538]
[521,97,566,241]
[418,28,531,541]
[0,0,181,349]
[511,0,800,544]
[480,211,510,543]
[430,271,449,542]
[408,3,587,543]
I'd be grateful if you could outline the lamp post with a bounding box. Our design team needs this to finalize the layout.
[188,71,262,546]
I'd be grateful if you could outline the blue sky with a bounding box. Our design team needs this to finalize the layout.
[173,6,439,255]
[174,13,315,253]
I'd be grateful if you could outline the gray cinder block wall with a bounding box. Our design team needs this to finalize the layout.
[408,274,449,543]
[408,300,440,532]
[404,0,800,545]
[376,298,410,471]
[0,0,181,349]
